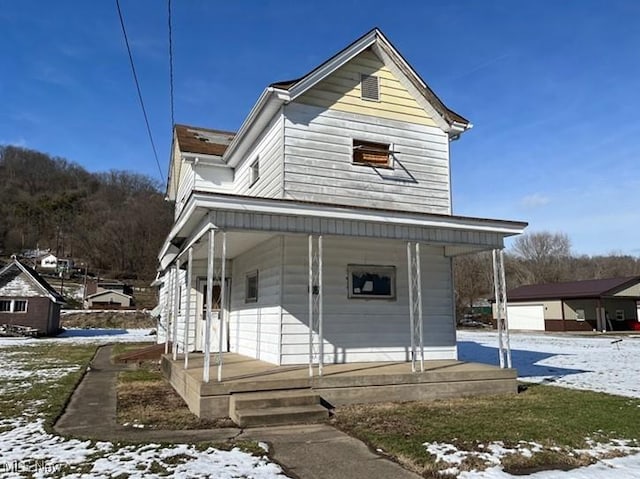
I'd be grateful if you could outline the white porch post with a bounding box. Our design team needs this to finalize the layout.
[307,235,323,377]
[407,242,424,372]
[183,247,193,369]
[164,266,174,355]
[172,259,181,360]
[493,249,512,369]
[318,235,323,377]
[415,243,424,372]
[308,235,314,378]
[203,228,215,383]
[217,231,227,382]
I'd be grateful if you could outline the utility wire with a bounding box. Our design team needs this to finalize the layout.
[168,0,175,129]
[115,0,164,182]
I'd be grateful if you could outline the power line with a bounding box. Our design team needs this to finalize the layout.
[115,0,164,182]
[168,0,175,129]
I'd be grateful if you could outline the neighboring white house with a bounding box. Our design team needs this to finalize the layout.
[84,290,133,309]
[156,28,526,370]
[39,254,58,270]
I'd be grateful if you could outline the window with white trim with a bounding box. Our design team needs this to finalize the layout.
[0,299,28,313]
[352,139,391,168]
[245,271,258,303]
[615,309,625,321]
[348,265,396,299]
[249,157,260,187]
[575,309,585,321]
[361,74,380,101]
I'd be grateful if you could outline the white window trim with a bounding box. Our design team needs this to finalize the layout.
[347,264,396,300]
[615,309,625,321]
[245,270,258,303]
[249,157,260,188]
[575,308,586,321]
[0,299,28,313]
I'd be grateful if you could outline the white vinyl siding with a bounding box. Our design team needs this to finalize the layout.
[280,236,456,364]
[283,103,451,214]
[229,237,282,363]
[232,113,284,198]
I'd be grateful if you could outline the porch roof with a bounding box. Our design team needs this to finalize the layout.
[159,192,526,269]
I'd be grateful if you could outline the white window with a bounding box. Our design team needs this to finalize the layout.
[245,271,258,303]
[249,157,260,187]
[576,309,585,321]
[352,139,391,168]
[348,265,396,299]
[616,310,625,321]
[360,74,380,101]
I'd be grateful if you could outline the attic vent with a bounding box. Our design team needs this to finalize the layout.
[360,74,380,101]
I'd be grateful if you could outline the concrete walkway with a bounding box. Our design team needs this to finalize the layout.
[55,345,421,479]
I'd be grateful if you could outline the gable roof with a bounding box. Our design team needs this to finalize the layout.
[0,260,65,304]
[174,124,235,157]
[85,290,133,301]
[223,28,472,167]
[269,28,469,128]
[508,276,640,301]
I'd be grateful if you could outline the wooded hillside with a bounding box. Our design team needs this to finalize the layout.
[0,145,173,279]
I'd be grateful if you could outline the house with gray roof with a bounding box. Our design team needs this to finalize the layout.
[0,259,65,335]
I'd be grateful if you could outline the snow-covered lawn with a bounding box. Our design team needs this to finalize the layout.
[0,331,289,479]
[458,330,640,398]
[436,330,640,478]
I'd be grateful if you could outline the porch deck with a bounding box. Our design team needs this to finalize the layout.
[162,353,517,419]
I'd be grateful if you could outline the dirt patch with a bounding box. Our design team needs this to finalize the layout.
[61,311,156,329]
[117,362,234,430]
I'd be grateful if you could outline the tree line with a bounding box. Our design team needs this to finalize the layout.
[454,231,640,317]
[0,145,173,279]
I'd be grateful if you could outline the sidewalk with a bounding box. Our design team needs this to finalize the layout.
[55,345,421,479]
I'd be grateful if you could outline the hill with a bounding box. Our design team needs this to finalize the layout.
[0,145,172,279]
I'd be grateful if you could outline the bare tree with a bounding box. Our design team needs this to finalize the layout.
[453,252,493,320]
[510,231,572,284]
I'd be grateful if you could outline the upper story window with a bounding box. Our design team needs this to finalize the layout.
[360,74,380,101]
[249,157,260,187]
[353,139,391,168]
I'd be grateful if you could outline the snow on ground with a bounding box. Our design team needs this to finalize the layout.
[429,330,640,478]
[0,328,155,347]
[0,333,289,479]
[457,330,640,398]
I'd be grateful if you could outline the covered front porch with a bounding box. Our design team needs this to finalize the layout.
[162,351,517,423]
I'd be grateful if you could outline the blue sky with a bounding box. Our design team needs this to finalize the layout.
[2,1,639,256]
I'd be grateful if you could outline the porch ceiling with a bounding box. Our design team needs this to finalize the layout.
[189,231,276,261]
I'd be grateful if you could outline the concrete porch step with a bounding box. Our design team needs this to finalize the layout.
[230,390,328,427]
[230,389,320,410]
[232,404,329,427]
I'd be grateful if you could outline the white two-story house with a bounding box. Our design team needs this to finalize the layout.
[156,28,526,381]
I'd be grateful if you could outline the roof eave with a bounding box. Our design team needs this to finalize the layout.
[223,88,289,168]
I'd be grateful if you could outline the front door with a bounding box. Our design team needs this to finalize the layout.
[195,279,229,352]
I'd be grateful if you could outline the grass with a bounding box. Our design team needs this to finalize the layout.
[116,358,235,430]
[0,343,97,429]
[333,383,640,477]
